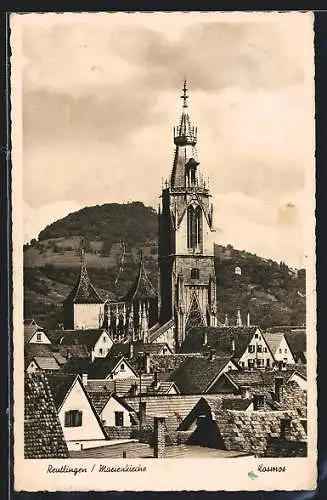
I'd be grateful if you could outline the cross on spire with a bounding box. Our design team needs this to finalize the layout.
[180,80,189,108]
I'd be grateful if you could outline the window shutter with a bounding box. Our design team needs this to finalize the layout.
[77,411,83,426]
[64,411,71,427]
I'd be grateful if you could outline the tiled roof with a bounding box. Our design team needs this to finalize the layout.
[24,344,67,369]
[24,373,69,459]
[121,253,156,301]
[89,355,137,379]
[149,319,175,343]
[61,357,93,375]
[221,398,252,411]
[124,394,202,431]
[224,369,297,389]
[86,389,112,413]
[47,373,77,410]
[55,329,110,348]
[263,333,284,355]
[179,326,259,359]
[85,376,177,397]
[284,331,307,359]
[150,353,203,375]
[169,356,236,394]
[63,251,104,304]
[214,408,306,456]
[33,356,61,371]
[109,341,170,359]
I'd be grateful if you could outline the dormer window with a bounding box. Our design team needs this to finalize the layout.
[191,268,200,279]
[120,363,125,371]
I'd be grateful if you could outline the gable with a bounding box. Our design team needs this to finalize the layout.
[58,378,107,441]
[205,360,239,393]
[29,330,51,345]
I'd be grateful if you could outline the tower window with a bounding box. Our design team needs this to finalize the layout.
[187,205,202,249]
[191,268,200,279]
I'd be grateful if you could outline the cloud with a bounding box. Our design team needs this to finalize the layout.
[24,200,82,242]
[19,12,314,266]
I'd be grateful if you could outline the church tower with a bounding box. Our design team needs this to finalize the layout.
[158,81,218,347]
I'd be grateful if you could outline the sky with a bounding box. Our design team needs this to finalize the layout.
[18,12,314,267]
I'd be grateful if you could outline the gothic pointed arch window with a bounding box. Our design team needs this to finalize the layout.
[187,204,203,249]
[185,294,205,332]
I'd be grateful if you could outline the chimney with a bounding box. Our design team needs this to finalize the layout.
[129,343,134,359]
[209,348,215,361]
[153,416,166,458]
[274,376,284,402]
[81,373,88,386]
[253,394,265,411]
[239,385,250,399]
[139,401,147,428]
[144,352,151,374]
[153,371,159,390]
[280,418,291,439]
[202,330,208,346]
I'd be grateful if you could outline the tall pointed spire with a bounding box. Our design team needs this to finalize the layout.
[64,244,103,305]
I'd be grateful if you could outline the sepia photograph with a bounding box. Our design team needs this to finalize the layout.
[11,11,316,491]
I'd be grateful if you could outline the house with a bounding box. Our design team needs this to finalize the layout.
[89,355,138,381]
[51,328,113,360]
[47,373,108,450]
[212,369,307,398]
[169,354,239,394]
[178,395,307,457]
[284,330,307,364]
[24,373,69,459]
[24,322,51,345]
[84,377,138,436]
[263,332,296,366]
[26,356,61,374]
[179,327,275,369]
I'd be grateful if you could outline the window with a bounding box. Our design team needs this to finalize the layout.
[254,334,259,339]
[103,336,107,342]
[187,206,202,249]
[279,348,282,353]
[254,395,265,409]
[284,348,287,353]
[266,358,270,367]
[257,345,262,353]
[263,347,267,353]
[280,418,291,439]
[115,411,124,427]
[120,363,125,371]
[256,359,264,367]
[248,345,255,353]
[191,268,200,279]
[99,348,103,355]
[36,332,42,341]
[64,410,83,427]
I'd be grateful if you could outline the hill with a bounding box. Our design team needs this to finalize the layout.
[23,202,306,330]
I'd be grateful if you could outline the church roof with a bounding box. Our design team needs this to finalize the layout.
[121,252,156,302]
[64,249,104,305]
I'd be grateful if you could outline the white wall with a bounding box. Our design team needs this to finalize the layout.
[58,378,106,443]
[73,303,104,330]
[238,329,275,368]
[93,331,113,358]
[273,336,296,364]
[100,397,132,427]
[26,360,38,374]
[29,331,51,344]
[106,359,137,381]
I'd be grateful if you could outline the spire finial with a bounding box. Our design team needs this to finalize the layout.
[180,79,189,109]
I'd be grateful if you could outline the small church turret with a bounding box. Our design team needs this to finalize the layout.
[158,81,218,346]
[63,246,105,330]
